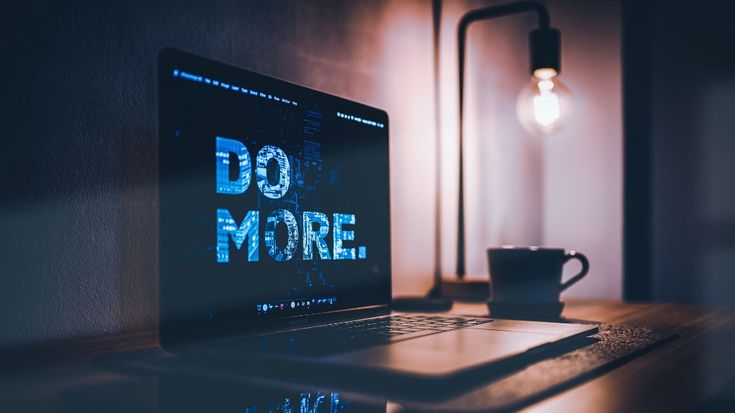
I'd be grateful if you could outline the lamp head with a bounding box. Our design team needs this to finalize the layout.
[516,27,574,136]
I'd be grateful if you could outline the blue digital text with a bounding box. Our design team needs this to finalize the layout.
[214,137,367,263]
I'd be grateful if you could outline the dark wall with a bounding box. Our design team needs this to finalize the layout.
[0,0,431,346]
[624,0,735,304]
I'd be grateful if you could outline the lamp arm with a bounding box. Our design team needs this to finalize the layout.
[455,1,551,278]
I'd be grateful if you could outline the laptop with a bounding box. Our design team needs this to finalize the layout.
[157,48,596,393]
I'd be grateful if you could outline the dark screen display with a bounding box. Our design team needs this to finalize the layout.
[158,49,391,340]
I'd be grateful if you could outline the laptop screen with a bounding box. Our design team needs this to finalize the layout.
[158,49,391,341]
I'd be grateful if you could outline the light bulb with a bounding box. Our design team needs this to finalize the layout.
[515,68,574,136]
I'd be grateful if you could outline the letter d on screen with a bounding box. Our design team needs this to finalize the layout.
[215,136,251,194]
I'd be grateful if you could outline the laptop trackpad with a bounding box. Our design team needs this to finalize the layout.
[326,328,558,376]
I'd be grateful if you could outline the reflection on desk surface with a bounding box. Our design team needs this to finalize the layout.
[158,372,388,413]
[3,364,392,413]
[240,391,359,413]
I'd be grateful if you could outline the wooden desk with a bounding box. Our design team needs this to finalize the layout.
[454,301,735,412]
[2,302,735,412]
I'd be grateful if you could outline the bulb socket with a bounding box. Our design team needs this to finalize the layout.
[530,27,561,75]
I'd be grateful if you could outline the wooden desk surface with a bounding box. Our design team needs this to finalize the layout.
[453,301,735,412]
[2,301,735,412]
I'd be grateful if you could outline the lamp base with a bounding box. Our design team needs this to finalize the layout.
[441,278,490,302]
[392,296,453,312]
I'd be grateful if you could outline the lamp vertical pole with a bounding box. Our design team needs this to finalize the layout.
[455,1,550,279]
[429,0,444,298]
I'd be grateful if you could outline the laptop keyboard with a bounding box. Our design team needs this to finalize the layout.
[319,314,493,337]
[253,314,494,356]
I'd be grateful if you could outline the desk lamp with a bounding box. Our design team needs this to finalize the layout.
[394,1,572,311]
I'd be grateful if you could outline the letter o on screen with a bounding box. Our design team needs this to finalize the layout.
[265,209,299,261]
[256,145,290,199]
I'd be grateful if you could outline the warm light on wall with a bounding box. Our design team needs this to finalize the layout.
[516,67,574,135]
[454,2,568,281]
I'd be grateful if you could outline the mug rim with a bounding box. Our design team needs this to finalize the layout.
[488,245,566,252]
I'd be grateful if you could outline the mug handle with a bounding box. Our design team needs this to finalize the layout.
[560,251,589,291]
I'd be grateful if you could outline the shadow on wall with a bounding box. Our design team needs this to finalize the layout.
[0,0,437,346]
[646,0,735,305]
